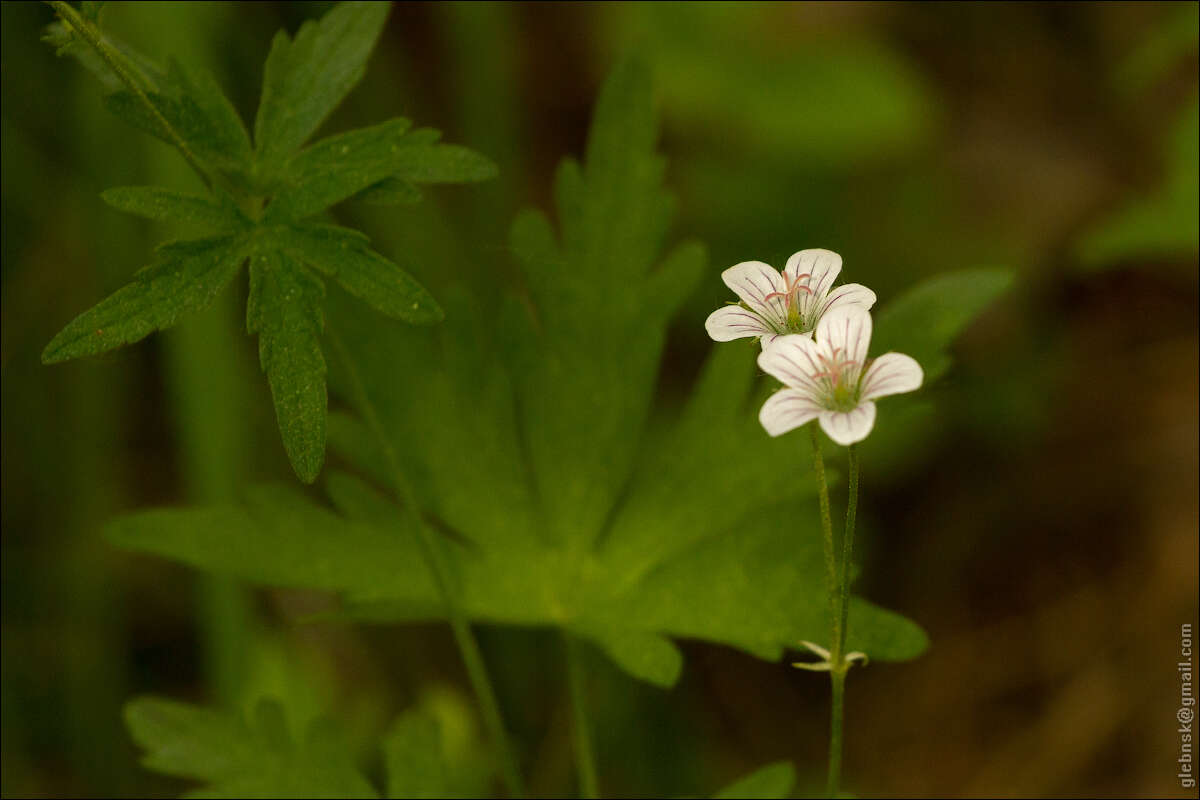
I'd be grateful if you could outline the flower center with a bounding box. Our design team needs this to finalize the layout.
[813,347,863,411]
[764,272,814,331]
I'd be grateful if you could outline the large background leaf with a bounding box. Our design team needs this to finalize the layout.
[110,58,955,690]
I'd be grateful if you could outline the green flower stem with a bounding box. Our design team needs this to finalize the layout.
[827,668,845,799]
[48,1,213,190]
[330,329,525,799]
[564,633,600,800]
[809,429,861,799]
[834,445,860,665]
[809,425,837,605]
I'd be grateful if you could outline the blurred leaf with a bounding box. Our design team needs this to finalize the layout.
[125,697,378,798]
[1076,95,1199,269]
[873,268,1014,381]
[253,1,390,174]
[1114,3,1199,95]
[605,3,935,165]
[383,704,490,799]
[80,1,105,23]
[44,1,493,482]
[112,58,930,685]
[108,483,435,598]
[711,761,796,799]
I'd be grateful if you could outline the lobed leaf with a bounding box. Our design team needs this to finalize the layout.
[104,58,252,179]
[381,704,492,800]
[125,697,378,798]
[109,56,932,690]
[273,224,443,324]
[254,1,391,171]
[101,186,249,232]
[353,176,423,206]
[107,483,435,599]
[248,253,328,483]
[266,118,414,219]
[42,235,247,364]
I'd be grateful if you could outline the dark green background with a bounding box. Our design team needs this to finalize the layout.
[2,2,1196,797]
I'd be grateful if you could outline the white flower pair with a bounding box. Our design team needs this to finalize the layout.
[705,249,922,446]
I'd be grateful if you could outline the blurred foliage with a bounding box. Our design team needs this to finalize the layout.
[3,2,1196,798]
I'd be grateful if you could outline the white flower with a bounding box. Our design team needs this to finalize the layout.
[757,306,923,445]
[705,249,876,349]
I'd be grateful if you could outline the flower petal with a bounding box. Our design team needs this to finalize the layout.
[818,402,876,445]
[818,282,876,317]
[860,352,923,400]
[705,305,775,342]
[784,249,842,304]
[757,334,825,395]
[815,305,872,366]
[759,389,822,437]
[721,261,788,327]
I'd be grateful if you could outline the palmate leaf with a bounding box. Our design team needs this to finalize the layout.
[109,57,954,691]
[44,2,495,482]
[123,694,488,799]
[125,696,378,799]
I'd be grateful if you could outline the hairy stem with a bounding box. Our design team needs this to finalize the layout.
[825,443,860,799]
[564,633,600,799]
[835,445,859,664]
[330,329,525,799]
[809,425,837,609]
[827,668,846,798]
[49,0,212,189]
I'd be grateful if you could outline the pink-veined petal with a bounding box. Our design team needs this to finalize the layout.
[758,329,813,350]
[759,389,822,437]
[818,402,877,446]
[860,352,923,400]
[721,261,788,327]
[757,334,825,395]
[705,305,776,342]
[816,305,872,366]
[785,249,842,306]
[818,283,876,317]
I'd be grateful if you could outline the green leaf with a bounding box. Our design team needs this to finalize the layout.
[248,253,328,483]
[42,235,247,364]
[1076,95,1199,269]
[353,177,423,206]
[254,1,391,171]
[266,120,496,219]
[873,268,1014,382]
[80,1,105,23]
[104,58,252,178]
[711,761,796,800]
[386,705,494,800]
[101,186,249,232]
[380,135,499,184]
[125,696,378,798]
[107,483,436,600]
[266,118,413,219]
[573,625,683,688]
[274,224,442,324]
[111,57,932,688]
[45,1,494,484]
